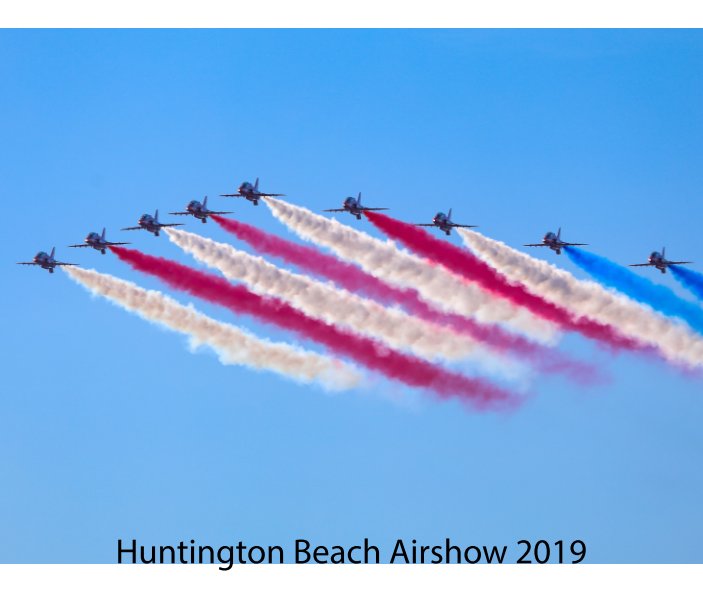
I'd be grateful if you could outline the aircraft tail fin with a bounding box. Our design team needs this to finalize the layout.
[663,246,666,258]
[203,195,208,208]
[50,246,55,259]
[448,208,452,220]
[358,192,362,204]
[101,227,106,239]
[254,177,259,191]
[557,227,562,240]
[155,209,159,221]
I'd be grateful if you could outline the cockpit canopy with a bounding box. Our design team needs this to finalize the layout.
[435,212,446,221]
[545,231,556,240]
[344,196,357,205]
[241,181,253,190]
[650,251,662,261]
[140,213,151,222]
[88,232,99,239]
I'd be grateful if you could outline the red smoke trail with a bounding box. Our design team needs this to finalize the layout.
[111,246,517,409]
[212,215,600,383]
[365,212,647,352]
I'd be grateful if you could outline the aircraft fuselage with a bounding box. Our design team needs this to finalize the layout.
[32,252,57,272]
[138,215,162,235]
[84,232,109,254]
[343,198,363,219]
[185,201,210,222]
[238,182,260,205]
[648,252,669,273]
[433,213,453,235]
[542,232,565,254]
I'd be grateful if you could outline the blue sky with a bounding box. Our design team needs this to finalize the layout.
[1,29,702,563]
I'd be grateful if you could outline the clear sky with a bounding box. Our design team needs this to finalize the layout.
[1,29,702,563]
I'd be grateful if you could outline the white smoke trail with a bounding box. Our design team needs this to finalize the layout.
[165,228,525,379]
[263,197,558,344]
[459,229,703,369]
[63,266,363,390]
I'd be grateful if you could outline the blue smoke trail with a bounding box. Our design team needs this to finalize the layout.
[670,265,703,302]
[564,247,703,334]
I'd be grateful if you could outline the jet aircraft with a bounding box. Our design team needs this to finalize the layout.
[415,209,477,236]
[69,228,129,254]
[524,228,587,255]
[323,193,388,220]
[220,177,285,206]
[629,247,692,274]
[170,196,233,223]
[121,210,183,236]
[17,247,78,274]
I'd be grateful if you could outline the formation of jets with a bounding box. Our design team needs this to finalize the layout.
[15,176,695,277]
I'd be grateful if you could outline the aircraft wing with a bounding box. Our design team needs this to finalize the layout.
[629,263,652,267]
[16,262,38,265]
[524,243,548,247]
[208,211,234,216]
[323,209,348,213]
[55,262,80,266]
[362,207,389,211]
[68,244,91,248]
[668,261,693,265]
[106,242,130,246]
[121,226,143,231]
[220,193,243,197]
[159,222,185,228]
[564,242,587,247]
[260,193,285,197]
[169,212,191,216]
[452,224,478,229]
[415,223,438,227]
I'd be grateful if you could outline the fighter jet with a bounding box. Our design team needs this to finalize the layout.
[170,196,233,223]
[630,247,692,274]
[220,177,285,206]
[415,209,477,236]
[524,228,587,255]
[17,247,78,274]
[121,210,183,237]
[69,228,130,255]
[323,193,388,220]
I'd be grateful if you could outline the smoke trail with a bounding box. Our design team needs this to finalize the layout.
[366,211,645,352]
[671,265,703,301]
[109,246,518,409]
[211,215,599,383]
[565,248,703,335]
[63,266,362,390]
[165,227,520,378]
[263,197,557,343]
[211,215,418,304]
[460,229,703,369]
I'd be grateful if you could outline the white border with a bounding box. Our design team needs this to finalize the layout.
[1,564,701,602]
[0,0,702,27]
